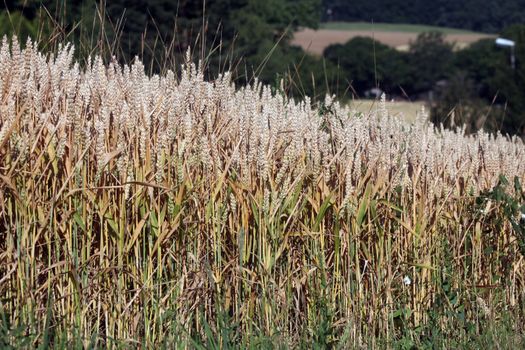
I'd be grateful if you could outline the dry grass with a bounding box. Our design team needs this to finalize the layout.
[0,38,524,348]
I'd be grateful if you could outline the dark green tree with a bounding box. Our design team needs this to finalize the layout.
[435,26,525,136]
[405,31,454,94]
[454,39,507,100]
[431,72,505,134]
[0,0,52,43]
[496,24,525,135]
[323,37,409,97]
[322,0,525,33]
[101,0,322,78]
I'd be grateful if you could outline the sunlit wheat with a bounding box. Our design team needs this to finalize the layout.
[1,37,524,347]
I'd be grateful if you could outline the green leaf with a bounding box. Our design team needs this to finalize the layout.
[314,194,332,231]
[356,184,372,229]
[73,212,86,232]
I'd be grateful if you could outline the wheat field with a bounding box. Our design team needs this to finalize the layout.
[1,37,525,348]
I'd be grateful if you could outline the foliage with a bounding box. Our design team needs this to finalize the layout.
[495,24,525,135]
[260,45,342,101]
[0,11,38,43]
[406,31,454,94]
[454,39,508,99]
[321,29,524,137]
[322,32,455,98]
[440,26,525,136]
[1,1,323,74]
[101,0,322,79]
[3,1,525,138]
[430,72,506,134]
[323,37,409,96]
[0,0,338,102]
[476,175,525,256]
[322,0,525,33]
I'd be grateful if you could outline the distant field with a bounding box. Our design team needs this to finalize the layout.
[321,22,481,34]
[350,99,426,122]
[293,22,495,55]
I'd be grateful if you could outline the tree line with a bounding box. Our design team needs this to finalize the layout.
[322,0,525,33]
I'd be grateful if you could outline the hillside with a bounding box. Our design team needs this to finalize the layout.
[322,0,525,33]
[292,22,495,55]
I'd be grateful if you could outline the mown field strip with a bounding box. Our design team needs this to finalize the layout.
[293,24,495,54]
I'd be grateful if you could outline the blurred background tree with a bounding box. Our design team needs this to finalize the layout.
[405,31,454,94]
[100,0,323,80]
[0,1,50,43]
[430,72,505,134]
[321,0,525,33]
[323,37,409,96]
[431,24,525,136]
